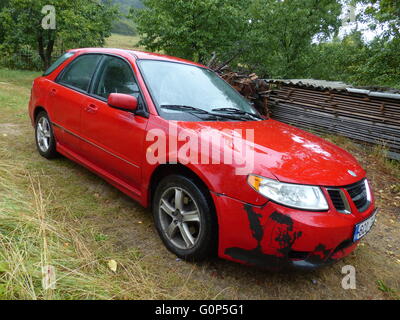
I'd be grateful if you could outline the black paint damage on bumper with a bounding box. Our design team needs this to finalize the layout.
[224,204,346,271]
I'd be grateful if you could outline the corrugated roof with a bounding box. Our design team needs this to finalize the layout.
[266,79,400,100]
[266,79,351,90]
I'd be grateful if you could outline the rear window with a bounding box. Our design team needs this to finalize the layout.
[43,52,76,76]
[57,54,102,92]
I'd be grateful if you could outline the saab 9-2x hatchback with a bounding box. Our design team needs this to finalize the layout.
[29,48,378,270]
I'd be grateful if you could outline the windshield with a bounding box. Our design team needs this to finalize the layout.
[138,60,261,121]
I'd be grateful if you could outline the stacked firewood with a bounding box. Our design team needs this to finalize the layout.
[211,57,400,158]
[215,70,271,117]
[267,84,400,157]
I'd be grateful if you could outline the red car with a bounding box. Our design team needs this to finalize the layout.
[29,48,377,270]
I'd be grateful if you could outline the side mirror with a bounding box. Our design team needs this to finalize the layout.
[108,93,138,112]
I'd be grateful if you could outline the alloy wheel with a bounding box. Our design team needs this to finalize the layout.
[158,187,201,250]
[36,116,51,153]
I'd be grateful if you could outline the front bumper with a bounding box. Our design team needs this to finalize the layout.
[211,192,376,270]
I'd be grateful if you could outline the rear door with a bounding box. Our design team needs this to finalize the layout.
[80,55,148,194]
[49,54,102,155]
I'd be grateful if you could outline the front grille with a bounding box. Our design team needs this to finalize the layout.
[346,180,369,212]
[327,179,370,213]
[327,189,346,211]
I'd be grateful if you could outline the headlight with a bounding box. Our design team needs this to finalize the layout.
[248,175,329,211]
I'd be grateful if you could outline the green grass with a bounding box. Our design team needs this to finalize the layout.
[104,34,144,51]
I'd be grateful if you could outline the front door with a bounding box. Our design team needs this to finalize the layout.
[80,55,148,194]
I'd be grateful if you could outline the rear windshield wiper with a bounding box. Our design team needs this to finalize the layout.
[211,107,264,120]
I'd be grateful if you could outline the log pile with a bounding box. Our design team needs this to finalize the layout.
[267,82,400,158]
[215,66,400,158]
[217,70,271,116]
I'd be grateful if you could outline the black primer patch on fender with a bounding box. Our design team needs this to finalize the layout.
[269,211,293,228]
[224,206,337,270]
[244,204,264,245]
[225,207,300,269]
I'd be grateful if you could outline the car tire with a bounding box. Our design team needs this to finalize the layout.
[152,174,217,261]
[35,111,58,159]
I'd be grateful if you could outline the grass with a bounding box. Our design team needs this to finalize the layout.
[0,135,211,299]
[0,69,223,300]
[104,34,144,51]
[0,68,399,300]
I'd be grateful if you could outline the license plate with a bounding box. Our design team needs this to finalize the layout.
[353,209,378,242]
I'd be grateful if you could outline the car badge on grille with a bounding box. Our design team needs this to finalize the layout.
[348,170,357,177]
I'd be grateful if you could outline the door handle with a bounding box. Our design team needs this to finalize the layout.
[50,88,57,96]
[85,104,98,114]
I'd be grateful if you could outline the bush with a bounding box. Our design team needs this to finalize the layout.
[0,45,43,71]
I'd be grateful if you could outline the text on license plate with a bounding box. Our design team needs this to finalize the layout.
[353,209,378,242]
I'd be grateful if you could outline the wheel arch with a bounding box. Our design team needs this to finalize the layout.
[147,163,216,211]
[33,106,48,122]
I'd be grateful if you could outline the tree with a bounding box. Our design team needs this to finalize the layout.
[0,0,9,10]
[0,0,9,44]
[133,0,249,63]
[133,0,342,77]
[306,32,368,82]
[346,0,400,87]
[241,0,343,78]
[359,0,400,36]
[0,0,118,70]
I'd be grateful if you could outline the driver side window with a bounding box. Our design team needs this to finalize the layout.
[93,56,140,99]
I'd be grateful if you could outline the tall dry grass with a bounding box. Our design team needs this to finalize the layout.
[0,147,173,300]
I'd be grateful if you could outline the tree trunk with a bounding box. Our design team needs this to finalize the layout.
[37,33,54,70]
[45,38,55,70]
[37,34,47,70]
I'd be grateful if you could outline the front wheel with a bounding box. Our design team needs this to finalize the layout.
[35,111,58,159]
[152,175,217,261]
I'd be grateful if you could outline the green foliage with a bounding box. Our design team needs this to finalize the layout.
[0,0,8,44]
[0,0,9,11]
[0,45,43,71]
[133,0,342,76]
[305,33,400,89]
[1,0,399,88]
[360,0,400,36]
[241,0,342,78]
[133,0,249,63]
[0,0,118,70]
[306,32,366,81]
[349,37,400,87]
[306,1,400,89]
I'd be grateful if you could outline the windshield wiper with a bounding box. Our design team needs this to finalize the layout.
[161,105,210,114]
[211,107,264,120]
[160,105,261,121]
[161,105,247,121]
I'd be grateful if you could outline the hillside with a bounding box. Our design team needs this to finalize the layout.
[112,0,144,13]
[108,0,144,35]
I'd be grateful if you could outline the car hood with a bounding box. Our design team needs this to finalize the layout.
[178,119,365,187]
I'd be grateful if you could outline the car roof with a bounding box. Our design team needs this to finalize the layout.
[67,48,207,68]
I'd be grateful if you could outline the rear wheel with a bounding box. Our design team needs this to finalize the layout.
[35,111,58,159]
[153,175,217,261]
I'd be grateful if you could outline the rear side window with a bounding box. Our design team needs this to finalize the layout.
[43,52,75,76]
[58,54,102,92]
